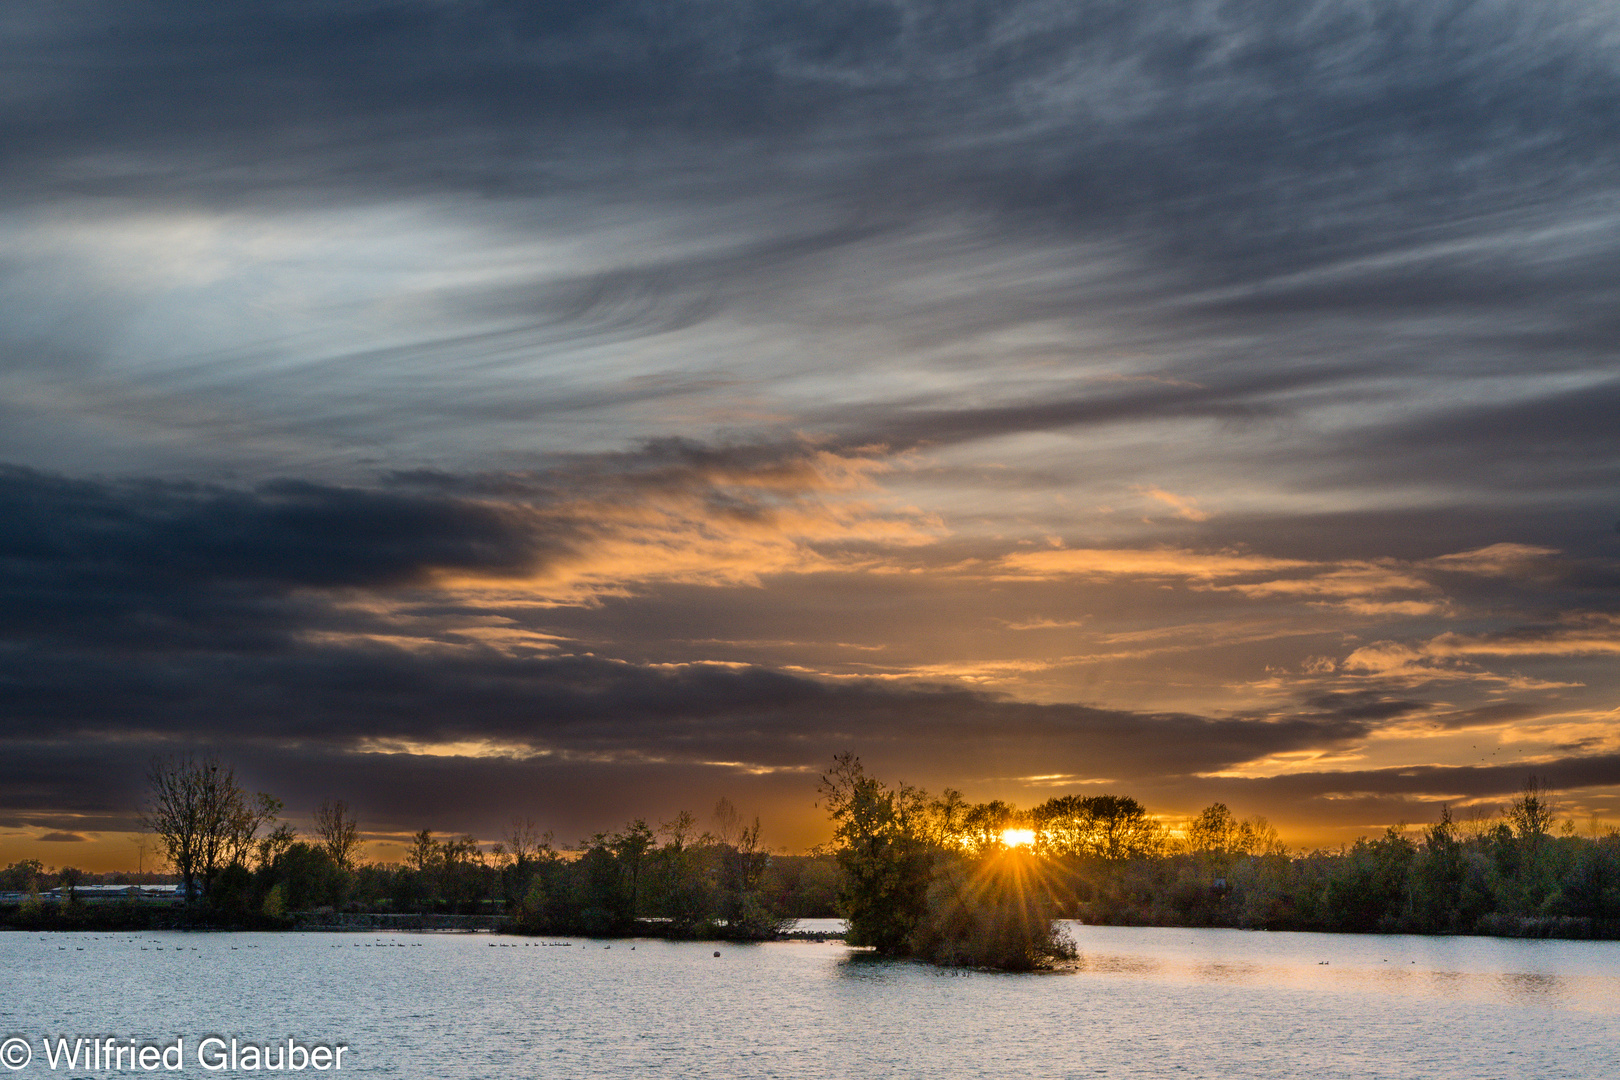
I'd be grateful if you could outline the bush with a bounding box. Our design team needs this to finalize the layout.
[910,853,1075,970]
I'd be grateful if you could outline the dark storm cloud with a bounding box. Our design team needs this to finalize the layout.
[0,643,1385,836]
[2,688,1599,842]
[5,454,1615,833]
[0,439,898,651]
[0,464,561,654]
[1292,691,1430,724]
[0,465,548,588]
[0,737,828,844]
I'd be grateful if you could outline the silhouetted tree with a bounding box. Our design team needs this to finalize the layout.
[717,806,782,938]
[1551,834,1620,920]
[407,829,437,873]
[1035,794,1162,860]
[1507,775,1558,908]
[910,851,1075,970]
[1321,826,1416,932]
[505,818,545,866]
[818,753,936,954]
[961,800,1019,855]
[647,810,717,933]
[0,860,45,893]
[141,755,269,901]
[1411,806,1466,931]
[58,867,82,904]
[264,842,345,911]
[314,798,361,870]
[226,793,284,870]
[611,820,655,917]
[257,823,298,868]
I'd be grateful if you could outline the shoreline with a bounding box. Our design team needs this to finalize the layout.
[5,906,1617,942]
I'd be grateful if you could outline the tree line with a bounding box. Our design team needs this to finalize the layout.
[1086,777,1620,938]
[819,757,1620,964]
[0,754,833,936]
[7,753,1616,953]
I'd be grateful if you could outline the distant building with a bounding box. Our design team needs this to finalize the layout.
[35,884,186,904]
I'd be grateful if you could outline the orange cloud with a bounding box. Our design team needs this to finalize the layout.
[1338,640,1581,690]
[1221,562,1436,601]
[1424,614,1620,657]
[436,445,943,604]
[996,546,1450,616]
[997,546,1309,581]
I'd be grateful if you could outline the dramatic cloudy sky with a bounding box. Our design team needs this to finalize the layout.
[4,0,1619,866]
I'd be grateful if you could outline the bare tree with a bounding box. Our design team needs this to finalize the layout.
[128,833,154,878]
[314,798,361,870]
[713,797,743,846]
[226,793,284,869]
[660,810,701,850]
[140,755,249,901]
[505,818,544,865]
[257,822,298,867]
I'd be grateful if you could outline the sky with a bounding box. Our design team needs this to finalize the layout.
[3,0,1619,868]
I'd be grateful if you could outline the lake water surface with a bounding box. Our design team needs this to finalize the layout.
[4,922,1616,1078]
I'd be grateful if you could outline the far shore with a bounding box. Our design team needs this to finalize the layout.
[6,904,1617,942]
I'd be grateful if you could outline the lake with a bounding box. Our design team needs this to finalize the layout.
[4,922,1617,1078]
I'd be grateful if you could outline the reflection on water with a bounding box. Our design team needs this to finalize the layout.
[1077,953,1164,977]
[1059,924,1619,1015]
[1191,960,1264,983]
[1498,970,1567,1003]
[3,925,1618,1079]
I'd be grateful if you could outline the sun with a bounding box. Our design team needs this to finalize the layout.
[1001,828,1036,849]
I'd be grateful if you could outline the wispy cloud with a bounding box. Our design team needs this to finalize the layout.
[5,0,1620,848]
[1137,486,1211,522]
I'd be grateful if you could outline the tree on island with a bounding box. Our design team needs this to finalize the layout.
[818,753,1074,970]
[817,753,935,954]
